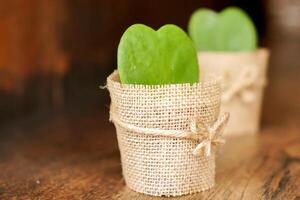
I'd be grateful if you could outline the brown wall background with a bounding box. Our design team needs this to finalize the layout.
[0,0,299,127]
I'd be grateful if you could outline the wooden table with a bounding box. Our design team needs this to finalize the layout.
[0,108,299,200]
[1,41,300,199]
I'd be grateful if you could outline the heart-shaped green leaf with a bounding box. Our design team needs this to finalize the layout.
[188,7,257,52]
[118,24,199,85]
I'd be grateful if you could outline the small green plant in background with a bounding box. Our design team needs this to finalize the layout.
[118,24,199,85]
[188,7,257,52]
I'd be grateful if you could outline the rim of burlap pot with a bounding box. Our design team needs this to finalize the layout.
[107,70,220,90]
[197,47,269,57]
[106,70,224,196]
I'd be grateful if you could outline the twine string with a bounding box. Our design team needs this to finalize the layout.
[222,65,266,103]
[110,111,230,157]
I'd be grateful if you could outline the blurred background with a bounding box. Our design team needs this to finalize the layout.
[0,0,299,128]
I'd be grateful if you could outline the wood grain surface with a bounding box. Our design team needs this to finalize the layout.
[0,107,299,200]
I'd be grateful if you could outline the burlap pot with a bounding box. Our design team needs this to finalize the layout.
[107,71,229,197]
[198,48,269,136]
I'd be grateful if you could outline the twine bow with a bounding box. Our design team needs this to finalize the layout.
[189,112,229,157]
[110,109,229,157]
[222,65,265,103]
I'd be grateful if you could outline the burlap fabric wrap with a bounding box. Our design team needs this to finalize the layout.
[198,48,269,136]
[107,71,229,197]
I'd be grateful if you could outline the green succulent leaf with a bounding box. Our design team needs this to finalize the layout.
[118,24,199,85]
[188,8,219,51]
[188,7,257,52]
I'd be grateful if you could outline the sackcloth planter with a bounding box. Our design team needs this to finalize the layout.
[107,71,229,196]
[198,48,269,136]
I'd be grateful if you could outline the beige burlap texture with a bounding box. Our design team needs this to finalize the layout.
[107,71,229,197]
[198,48,269,136]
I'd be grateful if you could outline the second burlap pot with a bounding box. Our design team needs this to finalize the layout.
[107,71,229,197]
[198,48,269,136]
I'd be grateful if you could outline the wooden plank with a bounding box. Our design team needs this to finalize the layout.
[0,112,299,199]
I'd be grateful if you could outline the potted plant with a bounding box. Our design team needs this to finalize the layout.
[188,7,269,136]
[106,24,229,196]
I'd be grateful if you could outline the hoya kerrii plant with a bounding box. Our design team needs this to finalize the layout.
[188,7,257,52]
[117,24,199,85]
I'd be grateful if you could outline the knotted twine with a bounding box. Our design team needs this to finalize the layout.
[110,111,229,157]
[222,65,267,103]
[107,71,228,196]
